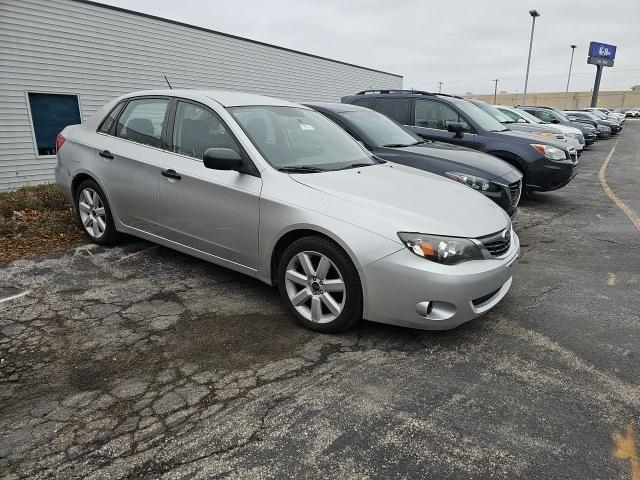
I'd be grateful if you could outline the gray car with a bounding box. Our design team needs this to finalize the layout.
[55,90,519,332]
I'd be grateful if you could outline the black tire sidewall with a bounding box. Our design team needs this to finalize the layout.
[277,236,362,333]
[75,179,119,245]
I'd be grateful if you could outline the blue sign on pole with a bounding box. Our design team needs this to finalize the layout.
[589,42,617,60]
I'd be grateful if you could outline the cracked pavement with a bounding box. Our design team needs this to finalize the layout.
[1,122,639,479]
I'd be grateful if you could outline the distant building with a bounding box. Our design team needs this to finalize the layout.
[0,0,402,189]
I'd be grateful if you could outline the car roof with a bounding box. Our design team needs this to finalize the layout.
[117,89,306,108]
[304,102,369,113]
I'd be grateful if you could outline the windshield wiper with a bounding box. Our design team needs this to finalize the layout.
[277,165,326,173]
[382,140,429,147]
[336,162,376,170]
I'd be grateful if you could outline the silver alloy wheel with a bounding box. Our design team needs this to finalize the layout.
[78,188,107,239]
[284,250,346,324]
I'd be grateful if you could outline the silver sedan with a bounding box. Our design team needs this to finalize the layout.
[55,89,519,332]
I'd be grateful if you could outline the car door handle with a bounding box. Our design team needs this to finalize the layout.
[99,150,114,159]
[161,169,182,180]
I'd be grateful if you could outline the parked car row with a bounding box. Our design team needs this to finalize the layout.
[54,88,621,334]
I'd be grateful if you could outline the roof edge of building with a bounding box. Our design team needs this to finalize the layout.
[70,0,403,79]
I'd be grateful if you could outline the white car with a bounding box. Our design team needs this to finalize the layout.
[495,105,584,153]
[585,107,625,124]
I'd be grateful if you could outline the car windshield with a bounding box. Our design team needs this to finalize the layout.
[229,106,376,171]
[339,109,423,147]
[471,101,514,124]
[512,108,544,124]
[549,109,571,122]
[448,98,508,132]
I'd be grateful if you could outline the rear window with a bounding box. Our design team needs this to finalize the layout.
[349,97,373,108]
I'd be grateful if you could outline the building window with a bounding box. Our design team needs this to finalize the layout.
[27,93,81,156]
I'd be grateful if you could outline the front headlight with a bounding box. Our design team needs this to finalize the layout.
[445,172,500,192]
[566,132,577,139]
[397,232,484,265]
[531,143,567,161]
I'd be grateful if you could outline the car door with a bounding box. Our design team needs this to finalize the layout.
[93,96,171,236]
[157,99,262,272]
[409,99,477,148]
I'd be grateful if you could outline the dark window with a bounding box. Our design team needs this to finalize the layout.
[414,100,471,131]
[372,98,411,123]
[116,98,169,148]
[171,101,240,160]
[536,110,556,123]
[350,97,373,108]
[98,102,125,134]
[27,93,81,156]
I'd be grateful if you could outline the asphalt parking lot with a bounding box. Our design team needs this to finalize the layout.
[1,121,639,479]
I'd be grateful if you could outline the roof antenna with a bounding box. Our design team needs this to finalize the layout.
[163,74,173,89]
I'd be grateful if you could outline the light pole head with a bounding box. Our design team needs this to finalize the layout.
[570,44,577,49]
[529,9,540,17]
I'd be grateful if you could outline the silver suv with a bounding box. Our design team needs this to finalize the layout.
[55,90,519,332]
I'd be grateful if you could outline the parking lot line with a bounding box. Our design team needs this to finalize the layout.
[599,139,640,233]
[613,423,640,480]
[0,290,31,304]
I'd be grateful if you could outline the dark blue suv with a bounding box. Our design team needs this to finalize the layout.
[341,90,579,193]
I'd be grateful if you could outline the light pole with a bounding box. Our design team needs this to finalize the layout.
[522,9,540,106]
[437,81,443,93]
[492,79,499,104]
[564,45,577,108]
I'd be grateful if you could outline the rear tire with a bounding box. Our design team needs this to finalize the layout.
[277,236,362,333]
[75,179,120,245]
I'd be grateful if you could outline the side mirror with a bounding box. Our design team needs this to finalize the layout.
[550,118,560,124]
[203,148,242,171]
[517,118,526,123]
[447,123,464,138]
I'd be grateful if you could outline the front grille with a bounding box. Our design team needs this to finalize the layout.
[478,228,511,257]
[508,181,521,207]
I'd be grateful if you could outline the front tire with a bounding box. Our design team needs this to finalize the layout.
[277,236,362,333]
[75,179,120,245]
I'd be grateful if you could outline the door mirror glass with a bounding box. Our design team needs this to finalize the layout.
[447,122,464,138]
[203,148,242,170]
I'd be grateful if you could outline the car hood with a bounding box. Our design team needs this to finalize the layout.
[496,129,569,150]
[290,163,509,240]
[376,142,516,181]
[506,122,557,134]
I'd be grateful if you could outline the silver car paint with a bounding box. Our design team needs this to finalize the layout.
[56,89,518,330]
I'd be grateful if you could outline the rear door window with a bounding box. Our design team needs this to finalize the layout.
[98,102,125,135]
[116,98,170,148]
[372,98,411,124]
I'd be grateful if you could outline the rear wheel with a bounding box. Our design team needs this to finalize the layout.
[75,179,120,245]
[277,236,362,333]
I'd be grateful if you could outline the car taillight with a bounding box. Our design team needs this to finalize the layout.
[55,133,65,153]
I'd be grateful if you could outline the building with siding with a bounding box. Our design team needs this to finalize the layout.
[0,0,403,190]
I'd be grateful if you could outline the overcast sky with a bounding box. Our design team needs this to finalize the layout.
[99,0,640,95]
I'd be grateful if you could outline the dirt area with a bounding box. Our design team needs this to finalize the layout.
[0,184,86,263]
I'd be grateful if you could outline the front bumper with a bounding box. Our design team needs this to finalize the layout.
[527,155,579,192]
[362,232,519,330]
